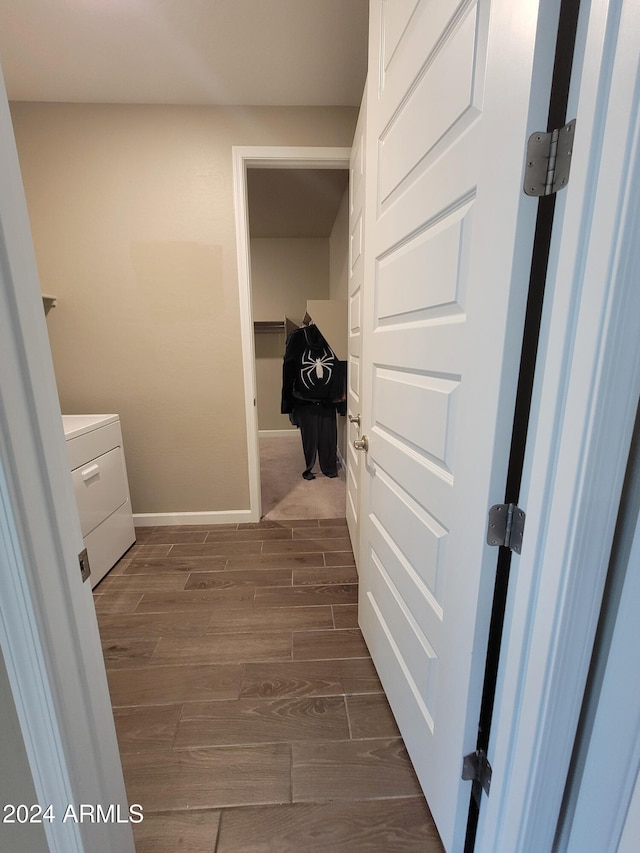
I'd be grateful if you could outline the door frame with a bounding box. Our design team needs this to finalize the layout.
[232,145,351,521]
[476,0,640,847]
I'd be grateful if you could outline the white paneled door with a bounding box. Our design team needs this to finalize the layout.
[357,1,553,849]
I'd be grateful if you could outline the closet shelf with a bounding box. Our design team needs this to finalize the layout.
[254,316,300,335]
[254,320,285,333]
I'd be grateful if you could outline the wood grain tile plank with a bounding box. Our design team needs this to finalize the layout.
[95,573,189,593]
[332,604,360,629]
[318,517,348,527]
[206,605,334,634]
[292,566,358,586]
[150,632,292,666]
[237,520,303,529]
[93,592,143,615]
[142,524,237,532]
[101,638,160,669]
[225,553,325,571]
[347,694,402,740]
[132,809,222,853]
[292,526,351,540]
[123,557,226,575]
[262,538,353,555]
[139,530,209,545]
[185,568,291,590]
[126,544,173,559]
[104,556,132,577]
[174,696,349,748]
[133,526,157,540]
[216,798,444,853]
[338,657,384,695]
[106,664,243,707]
[204,528,293,542]
[240,658,383,699]
[97,611,211,639]
[292,738,423,802]
[169,542,263,558]
[255,584,358,608]
[239,519,320,528]
[324,551,356,567]
[113,704,182,753]
[134,588,255,613]
[240,661,343,699]
[293,629,370,661]
[121,744,291,810]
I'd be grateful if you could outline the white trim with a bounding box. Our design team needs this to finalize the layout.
[564,473,640,851]
[232,146,351,525]
[0,461,82,853]
[133,509,254,527]
[477,0,640,849]
[258,429,297,438]
[0,66,134,852]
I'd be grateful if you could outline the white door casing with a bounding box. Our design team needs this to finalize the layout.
[357,1,556,848]
[232,146,351,523]
[346,95,367,557]
[477,0,640,848]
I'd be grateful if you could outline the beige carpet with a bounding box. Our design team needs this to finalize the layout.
[260,432,346,520]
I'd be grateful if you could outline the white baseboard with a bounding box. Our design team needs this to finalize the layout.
[259,429,297,437]
[133,509,256,527]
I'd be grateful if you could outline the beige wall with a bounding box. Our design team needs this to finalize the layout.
[329,187,349,301]
[250,237,329,431]
[251,237,329,324]
[10,103,356,514]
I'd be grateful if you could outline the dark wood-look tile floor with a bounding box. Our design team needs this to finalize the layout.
[94,519,444,852]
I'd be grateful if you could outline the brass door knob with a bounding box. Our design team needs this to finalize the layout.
[349,414,361,427]
[353,435,369,452]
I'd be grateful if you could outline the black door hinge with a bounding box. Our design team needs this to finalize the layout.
[462,749,492,797]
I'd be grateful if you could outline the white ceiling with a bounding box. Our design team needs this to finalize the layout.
[0,0,369,107]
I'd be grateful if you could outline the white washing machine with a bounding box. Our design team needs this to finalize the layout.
[61,414,136,587]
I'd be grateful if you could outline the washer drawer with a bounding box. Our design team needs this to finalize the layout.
[65,420,121,471]
[71,446,127,537]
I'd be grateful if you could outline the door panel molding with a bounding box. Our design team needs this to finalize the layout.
[359,0,559,848]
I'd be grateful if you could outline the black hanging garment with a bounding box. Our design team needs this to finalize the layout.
[281,325,346,478]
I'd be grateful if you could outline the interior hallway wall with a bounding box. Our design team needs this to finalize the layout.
[329,187,349,301]
[9,103,357,515]
[250,237,329,431]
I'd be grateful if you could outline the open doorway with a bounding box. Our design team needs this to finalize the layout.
[248,167,349,519]
[233,147,351,521]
